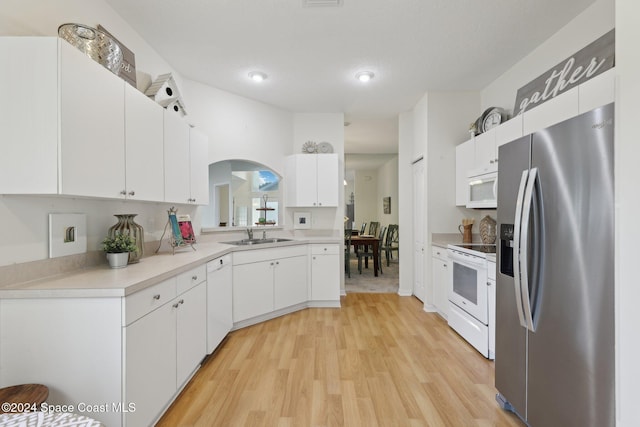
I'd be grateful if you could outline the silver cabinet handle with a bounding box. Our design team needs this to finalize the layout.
[192,275,198,281]
[120,190,127,195]
[153,294,161,300]
[179,299,184,305]
[173,302,180,308]
[128,190,135,196]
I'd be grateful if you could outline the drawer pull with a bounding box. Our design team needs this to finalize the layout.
[192,275,198,281]
[179,299,184,305]
[153,294,161,300]
[173,302,180,308]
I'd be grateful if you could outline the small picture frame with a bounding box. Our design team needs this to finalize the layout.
[383,197,391,214]
[293,212,311,229]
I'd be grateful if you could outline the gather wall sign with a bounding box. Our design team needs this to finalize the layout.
[513,29,614,116]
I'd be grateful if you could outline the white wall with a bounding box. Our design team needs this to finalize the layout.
[481,0,615,114]
[182,80,293,174]
[614,1,640,425]
[354,170,379,229]
[397,111,414,296]
[426,92,480,233]
[376,157,399,227]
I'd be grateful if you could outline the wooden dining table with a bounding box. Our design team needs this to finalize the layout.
[349,235,381,277]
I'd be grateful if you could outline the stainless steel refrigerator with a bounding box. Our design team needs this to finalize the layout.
[495,103,614,427]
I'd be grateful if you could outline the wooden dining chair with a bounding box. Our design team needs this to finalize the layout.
[382,224,399,266]
[368,221,380,237]
[344,229,352,278]
[359,222,367,235]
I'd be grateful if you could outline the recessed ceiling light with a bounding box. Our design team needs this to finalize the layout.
[355,71,374,82]
[248,71,268,82]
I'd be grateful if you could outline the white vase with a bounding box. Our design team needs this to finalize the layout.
[106,252,129,269]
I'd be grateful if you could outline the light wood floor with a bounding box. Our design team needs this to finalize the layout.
[157,293,524,427]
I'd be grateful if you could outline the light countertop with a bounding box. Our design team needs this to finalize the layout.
[0,237,340,299]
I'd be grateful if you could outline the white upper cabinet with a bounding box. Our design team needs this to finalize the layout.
[164,112,209,205]
[124,84,165,202]
[522,86,580,135]
[473,130,498,174]
[0,37,58,194]
[164,111,191,204]
[0,36,207,203]
[59,40,126,198]
[578,68,615,113]
[285,153,339,207]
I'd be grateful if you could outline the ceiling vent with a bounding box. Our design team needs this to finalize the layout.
[303,0,342,7]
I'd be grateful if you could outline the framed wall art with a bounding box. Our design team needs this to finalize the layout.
[383,197,391,214]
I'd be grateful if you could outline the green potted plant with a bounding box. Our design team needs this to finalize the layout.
[102,233,137,268]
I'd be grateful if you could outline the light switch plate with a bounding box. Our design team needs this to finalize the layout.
[49,213,87,258]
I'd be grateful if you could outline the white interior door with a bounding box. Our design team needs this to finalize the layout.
[413,160,425,302]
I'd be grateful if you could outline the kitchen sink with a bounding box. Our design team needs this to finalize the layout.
[223,238,293,246]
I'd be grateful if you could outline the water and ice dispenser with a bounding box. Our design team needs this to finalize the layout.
[500,223,514,277]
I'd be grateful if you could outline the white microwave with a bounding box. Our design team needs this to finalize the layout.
[466,169,497,209]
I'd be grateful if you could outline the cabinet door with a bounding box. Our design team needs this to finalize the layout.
[125,302,176,427]
[473,130,496,173]
[189,127,209,205]
[0,38,58,194]
[494,115,523,164]
[176,282,207,388]
[274,255,308,310]
[59,40,126,198]
[431,250,449,318]
[233,261,274,322]
[522,87,579,135]
[286,154,318,207]
[316,153,339,207]
[124,84,164,202]
[455,139,474,206]
[164,110,191,203]
[207,257,233,354]
[578,68,615,113]
[311,253,340,301]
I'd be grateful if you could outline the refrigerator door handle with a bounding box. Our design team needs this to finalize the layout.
[520,167,538,332]
[513,170,529,329]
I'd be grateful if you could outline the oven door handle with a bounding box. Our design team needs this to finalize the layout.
[520,167,537,332]
[513,170,528,329]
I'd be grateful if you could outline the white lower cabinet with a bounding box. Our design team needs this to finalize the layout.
[431,246,450,319]
[0,265,208,427]
[124,273,206,426]
[124,300,176,427]
[232,246,308,324]
[310,244,340,303]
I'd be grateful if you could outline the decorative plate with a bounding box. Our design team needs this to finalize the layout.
[302,141,317,153]
[317,141,334,153]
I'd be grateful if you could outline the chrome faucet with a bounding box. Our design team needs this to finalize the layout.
[246,228,253,240]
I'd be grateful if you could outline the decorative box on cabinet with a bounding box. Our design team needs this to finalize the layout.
[285,153,339,207]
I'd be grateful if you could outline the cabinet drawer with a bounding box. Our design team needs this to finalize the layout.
[177,264,206,295]
[432,246,448,260]
[124,278,177,326]
[311,244,339,255]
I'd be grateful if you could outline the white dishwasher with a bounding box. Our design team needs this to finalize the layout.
[206,254,233,354]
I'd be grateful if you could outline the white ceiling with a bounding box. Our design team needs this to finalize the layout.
[105,0,594,155]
